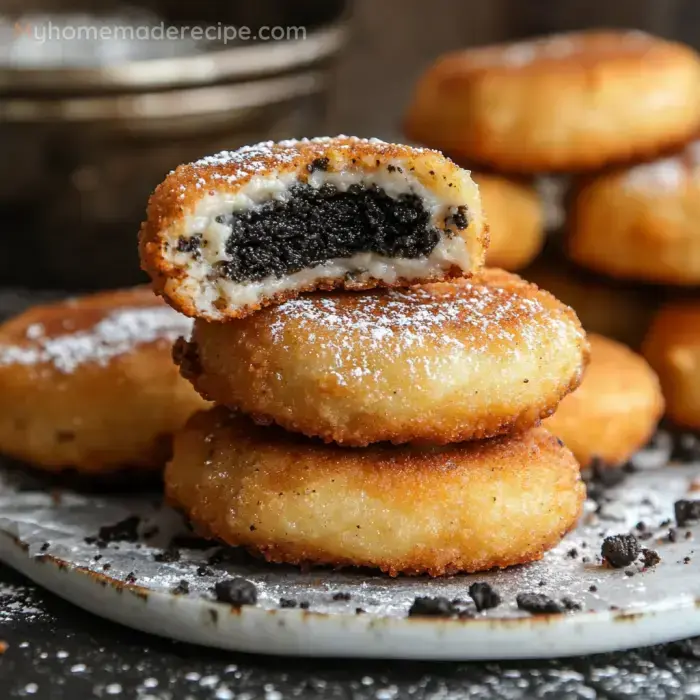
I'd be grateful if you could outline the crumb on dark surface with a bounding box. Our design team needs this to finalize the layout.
[153,547,180,563]
[408,596,458,618]
[468,582,501,612]
[172,580,190,595]
[671,433,700,464]
[642,548,661,568]
[332,592,351,602]
[601,534,640,568]
[214,578,258,607]
[675,499,700,527]
[516,593,563,615]
[97,516,141,544]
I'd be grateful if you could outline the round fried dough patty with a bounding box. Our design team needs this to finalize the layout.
[0,287,208,474]
[166,408,585,576]
[177,269,589,446]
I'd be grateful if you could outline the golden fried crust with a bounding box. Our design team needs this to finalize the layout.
[165,408,585,576]
[546,334,664,468]
[179,269,589,446]
[475,173,544,271]
[523,257,659,349]
[405,31,700,173]
[139,136,487,321]
[643,302,700,430]
[568,141,700,285]
[0,287,208,474]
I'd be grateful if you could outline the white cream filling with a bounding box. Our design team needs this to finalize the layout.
[164,166,471,316]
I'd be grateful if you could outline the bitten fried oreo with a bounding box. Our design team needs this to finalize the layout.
[476,172,544,271]
[166,409,585,576]
[546,334,664,468]
[140,136,487,321]
[0,287,208,474]
[176,269,588,446]
[405,31,700,173]
[569,140,700,285]
[643,301,700,431]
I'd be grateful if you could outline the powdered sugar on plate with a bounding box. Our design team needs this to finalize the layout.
[0,306,192,374]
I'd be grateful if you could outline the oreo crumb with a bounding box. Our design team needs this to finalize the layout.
[684,556,692,564]
[196,566,214,577]
[176,234,202,257]
[153,547,180,563]
[671,433,700,463]
[102,563,111,571]
[356,608,365,615]
[675,499,700,526]
[668,529,679,543]
[93,554,102,561]
[468,582,501,612]
[625,570,635,577]
[639,531,654,541]
[172,580,190,595]
[307,157,330,173]
[39,542,50,552]
[279,598,297,609]
[125,572,137,584]
[589,585,598,592]
[97,516,141,544]
[687,531,694,540]
[562,597,582,611]
[332,592,351,601]
[408,596,457,618]
[516,593,562,615]
[601,534,640,568]
[299,601,310,610]
[567,548,578,559]
[642,548,661,568]
[214,578,258,607]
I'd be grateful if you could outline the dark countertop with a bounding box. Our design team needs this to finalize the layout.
[3,562,700,699]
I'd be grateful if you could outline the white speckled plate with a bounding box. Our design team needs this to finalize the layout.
[2,445,700,660]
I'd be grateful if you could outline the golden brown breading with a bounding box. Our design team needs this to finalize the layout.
[475,172,544,271]
[643,301,700,431]
[166,408,585,577]
[0,287,208,474]
[405,31,700,173]
[140,136,487,321]
[568,140,700,285]
[177,269,589,446]
[546,334,664,468]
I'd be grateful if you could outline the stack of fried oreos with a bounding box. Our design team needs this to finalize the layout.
[139,136,588,576]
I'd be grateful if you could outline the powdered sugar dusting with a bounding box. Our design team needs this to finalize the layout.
[188,136,428,178]
[624,140,700,192]
[0,306,192,374]
[268,282,580,385]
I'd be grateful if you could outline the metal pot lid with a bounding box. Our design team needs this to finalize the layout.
[0,18,347,95]
[0,69,326,123]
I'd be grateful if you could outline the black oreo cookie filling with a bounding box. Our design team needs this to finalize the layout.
[205,183,464,283]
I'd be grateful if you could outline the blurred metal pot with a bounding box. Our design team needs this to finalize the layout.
[0,1,348,289]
